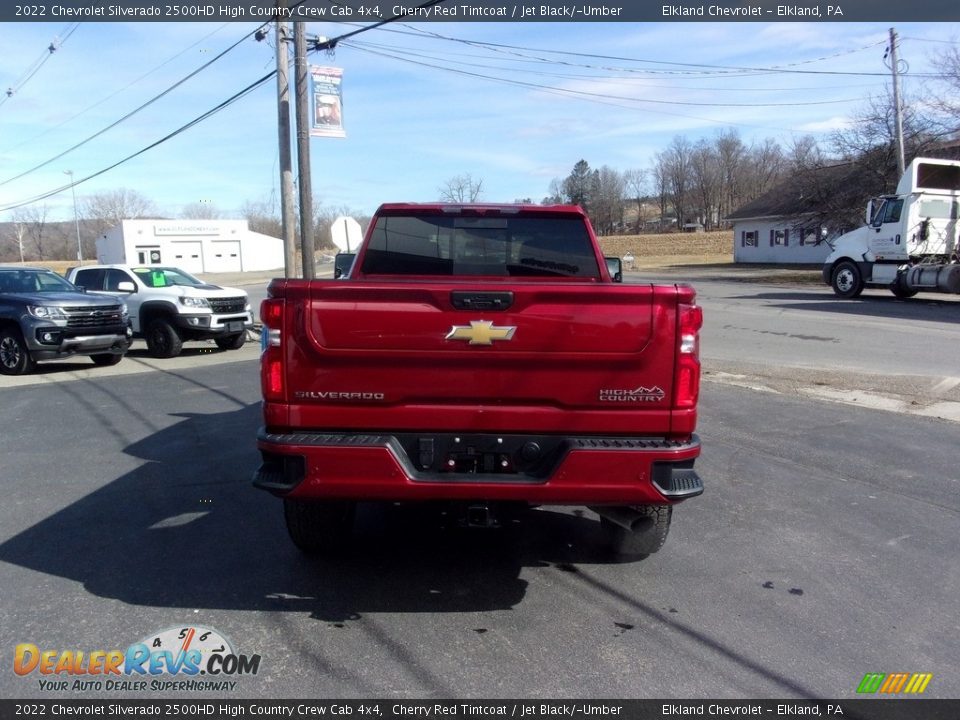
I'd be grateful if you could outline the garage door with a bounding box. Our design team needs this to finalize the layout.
[205,240,242,273]
[169,241,204,274]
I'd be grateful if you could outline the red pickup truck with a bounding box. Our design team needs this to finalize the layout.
[254,203,703,558]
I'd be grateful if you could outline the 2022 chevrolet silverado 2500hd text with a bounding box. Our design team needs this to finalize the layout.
[0,266,131,375]
[67,265,253,358]
[254,204,704,557]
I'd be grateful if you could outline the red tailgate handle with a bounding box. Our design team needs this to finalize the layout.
[450,291,514,311]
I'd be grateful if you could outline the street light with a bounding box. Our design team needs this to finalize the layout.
[64,169,82,262]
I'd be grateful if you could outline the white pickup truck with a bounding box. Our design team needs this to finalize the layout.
[67,264,253,358]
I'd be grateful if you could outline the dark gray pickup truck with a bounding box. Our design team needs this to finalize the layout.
[0,266,131,375]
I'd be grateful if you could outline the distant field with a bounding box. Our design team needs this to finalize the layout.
[597,230,733,266]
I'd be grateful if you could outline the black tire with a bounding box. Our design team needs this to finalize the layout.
[890,275,918,299]
[283,499,356,555]
[215,333,246,350]
[91,353,123,366]
[831,260,864,299]
[145,318,183,358]
[601,505,672,558]
[0,327,36,376]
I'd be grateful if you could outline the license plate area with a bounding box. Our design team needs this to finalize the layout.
[393,433,569,480]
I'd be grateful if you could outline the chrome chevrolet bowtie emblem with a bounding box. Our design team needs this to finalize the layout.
[446,320,516,346]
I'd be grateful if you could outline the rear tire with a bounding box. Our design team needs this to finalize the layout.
[91,353,123,366]
[890,275,918,299]
[601,505,672,558]
[283,499,356,555]
[215,333,246,350]
[0,327,36,376]
[145,318,183,358]
[831,260,864,299]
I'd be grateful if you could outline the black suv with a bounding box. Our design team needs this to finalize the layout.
[0,266,131,375]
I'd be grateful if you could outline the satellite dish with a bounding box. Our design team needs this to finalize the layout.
[331,216,362,253]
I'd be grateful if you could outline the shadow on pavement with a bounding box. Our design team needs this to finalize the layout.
[733,291,960,324]
[0,403,635,621]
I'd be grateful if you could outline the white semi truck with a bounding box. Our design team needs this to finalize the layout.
[823,157,960,299]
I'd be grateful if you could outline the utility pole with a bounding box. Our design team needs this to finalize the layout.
[275,16,297,278]
[294,21,315,280]
[64,169,82,262]
[888,27,906,177]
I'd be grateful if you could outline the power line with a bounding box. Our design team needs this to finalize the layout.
[0,0,447,212]
[0,23,233,156]
[1,24,81,109]
[0,71,277,213]
[407,32,945,78]
[345,38,886,93]
[344,22,914,78]
[0,25,263,188]
[313,0,448,50]
[342,42,866,108]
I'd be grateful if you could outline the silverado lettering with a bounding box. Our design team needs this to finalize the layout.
[254,203,704,557]
[294,391,386,400]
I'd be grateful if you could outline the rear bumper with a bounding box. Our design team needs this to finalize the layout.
[253,429,702,505]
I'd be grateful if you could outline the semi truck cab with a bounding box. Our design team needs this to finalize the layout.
[824,157,960,298]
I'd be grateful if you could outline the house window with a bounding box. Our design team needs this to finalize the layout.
[770,229,789,247]
[799,228,819,246]
[741,230,758,247]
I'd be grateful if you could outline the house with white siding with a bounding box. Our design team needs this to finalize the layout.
[726,163,860,264]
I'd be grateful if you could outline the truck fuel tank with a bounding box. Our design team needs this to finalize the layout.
[905,264,960,293]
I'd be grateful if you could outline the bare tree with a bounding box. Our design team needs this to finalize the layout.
[241,198,282,238]
[0,220,27,263]
[82,188,157,239]
[651,156,671,231]
[832,88,945,176]
[590,166,626,235]
[714,129,748,224]
[690,140,721,230]
[928,42,960,131]
[12,205,51,261]
[622,169,647,232]
[439,173,484,202]
[660,136,694,229]
[788,135,825,170]
[742,138,786,201]
[180,202,221,220]
[542,178,564,205]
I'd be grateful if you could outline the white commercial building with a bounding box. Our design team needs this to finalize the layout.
[96,219,284,274]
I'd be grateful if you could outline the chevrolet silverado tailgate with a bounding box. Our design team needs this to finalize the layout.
[276,280,686,435]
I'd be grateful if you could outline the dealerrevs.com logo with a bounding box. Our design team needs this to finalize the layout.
[13,625,261,692]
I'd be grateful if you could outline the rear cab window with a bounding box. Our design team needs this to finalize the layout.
[360,212,601,279]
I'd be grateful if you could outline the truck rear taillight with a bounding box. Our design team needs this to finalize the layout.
[260,298,285,401]
[674,303,703,409]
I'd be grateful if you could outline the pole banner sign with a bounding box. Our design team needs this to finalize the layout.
[310,66,345,139]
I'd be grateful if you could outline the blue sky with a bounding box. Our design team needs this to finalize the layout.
[1,20,957,222]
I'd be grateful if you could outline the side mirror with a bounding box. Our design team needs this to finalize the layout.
[334,252,356,280]
[605,257,623,283]
[117,281,136,293]
[865,199,875,225]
